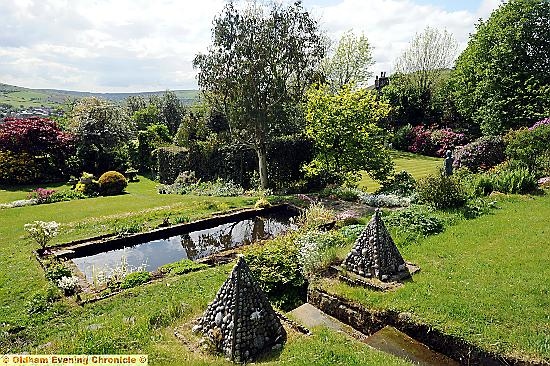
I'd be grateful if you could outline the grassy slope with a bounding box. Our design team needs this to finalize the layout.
[359,151,442,192]
[0,83,199,108]
[0,178,410,365]
[320,194,550,361]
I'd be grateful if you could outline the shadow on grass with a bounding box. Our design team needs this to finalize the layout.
[391,150,442,162]
[0,181,69,192]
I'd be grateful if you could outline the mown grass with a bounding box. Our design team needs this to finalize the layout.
[359,150,442,192]
[319,193,550,362]
[0,177,411,365]
[0,182,72,204]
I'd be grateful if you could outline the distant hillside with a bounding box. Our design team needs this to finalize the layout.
[0,83,200,110]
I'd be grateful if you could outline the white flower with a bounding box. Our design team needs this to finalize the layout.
[57,276,80,291]
[24,221,60,248]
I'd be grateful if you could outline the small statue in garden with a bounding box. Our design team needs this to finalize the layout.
[444,150,454,176]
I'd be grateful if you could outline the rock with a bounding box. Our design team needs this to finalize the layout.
[215,312,223,326]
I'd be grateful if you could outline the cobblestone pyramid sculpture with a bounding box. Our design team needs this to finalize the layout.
[342,209,408,281]
[193,255,286,363]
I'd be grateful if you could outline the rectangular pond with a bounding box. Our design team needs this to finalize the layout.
[70,207,298,282]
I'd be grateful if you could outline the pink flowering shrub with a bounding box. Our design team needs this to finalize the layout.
[409,125,436,156]
[408,125,469,157]
[27,188,57,203]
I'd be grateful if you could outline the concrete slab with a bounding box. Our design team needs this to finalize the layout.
[366,326,459,366]
[288,303,368,342]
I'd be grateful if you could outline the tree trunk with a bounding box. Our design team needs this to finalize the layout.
[256,144,269,189]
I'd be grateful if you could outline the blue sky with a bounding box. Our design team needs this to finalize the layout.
[0,0,501,92]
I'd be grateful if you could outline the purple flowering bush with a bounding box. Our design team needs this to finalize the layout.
[431,128,468,157]
[454,136,506,172]
[529,117,550,130]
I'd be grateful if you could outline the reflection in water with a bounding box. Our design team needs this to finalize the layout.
[72,212,296,282]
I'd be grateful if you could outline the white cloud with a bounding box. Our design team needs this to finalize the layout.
[0,0,500,92]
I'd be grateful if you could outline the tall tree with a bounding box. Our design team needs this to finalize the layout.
[395,26,457,99]
[193,1,326,188]
[451,0,550,135]
[160,91,185,135]
[305,84,393,185]
[70,97,134,174]
[322,30,374,91]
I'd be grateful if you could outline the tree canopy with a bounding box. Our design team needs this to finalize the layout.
[305,84,393,185]
[193,1,326,188]
[70,97,134,174]
[451,0,550,135]
[322,31,374,91]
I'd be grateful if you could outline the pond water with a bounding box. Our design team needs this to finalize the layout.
[72,211,297,282]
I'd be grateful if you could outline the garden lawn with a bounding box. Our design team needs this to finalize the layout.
[0,177,411,365]
[319,193,550,362]
[359,150,442,192]
[0,182,72,204]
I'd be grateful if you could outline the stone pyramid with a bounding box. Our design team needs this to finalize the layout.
[193,255,286,363]
[342,209,408,281]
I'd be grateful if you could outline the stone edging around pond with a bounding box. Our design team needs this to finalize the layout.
[41,204,301,259]
[308,288,549,366]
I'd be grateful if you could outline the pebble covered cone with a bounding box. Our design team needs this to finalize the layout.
[342,208,407,281]
[193,256,286,363]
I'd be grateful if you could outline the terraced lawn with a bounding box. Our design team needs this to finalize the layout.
[319,193,550,363]
[359,150,442,192]
[0,177,411,365]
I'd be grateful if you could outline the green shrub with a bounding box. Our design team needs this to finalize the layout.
[295,230,346,277]
[385,205,444,236]
[49,190,88,202]
[296,202,335,230]
[158,176,244,197]
[391,124,413,151]
[26,285,61,315]
[338,224,366,242]
[417,172,467,208]
[244,235,306,311]
[377,170,417,196]
[466,173,494,197]
[505,125,550,177]
[75,172,100,196]
[254,197,271,208]
[491,166,537,194]
[153,146,189,184]
[358,193,411,207]
[0,151,49,184]
[45,262,73,282]
[158,259,207,275]
[98,171,128,196]
[120,271,152,289]
[319,186,363,201]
